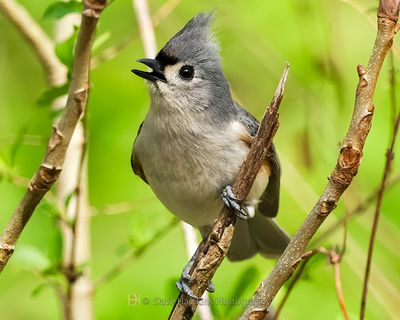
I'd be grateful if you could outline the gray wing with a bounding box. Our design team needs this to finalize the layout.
[131,121,148,184]
[234,102,281,218]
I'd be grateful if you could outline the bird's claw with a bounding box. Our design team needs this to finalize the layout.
[221,185,250,220]
[176,272,215,300]
[176,273,201,300]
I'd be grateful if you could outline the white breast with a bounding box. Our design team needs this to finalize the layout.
[134,109,269,227]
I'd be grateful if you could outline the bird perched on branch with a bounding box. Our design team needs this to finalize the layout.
[131,12,290,298]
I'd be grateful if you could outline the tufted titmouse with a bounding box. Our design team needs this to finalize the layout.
[131,12,290,297]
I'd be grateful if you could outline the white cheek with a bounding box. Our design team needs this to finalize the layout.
[155,64,208,110]
[164,63,183,84]
[164,63,201,87]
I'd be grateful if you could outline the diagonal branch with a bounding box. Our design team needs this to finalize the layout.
[240,1,400,319]
[0,3,93,317]
[169,64,290,320]
[360,52,400,320]
[311,171,400,246]
[0,0,107,274]
[0,0,67,86]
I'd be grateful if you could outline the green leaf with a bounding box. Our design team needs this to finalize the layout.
[31,283,49,298]
[36,83,69,107]
[55,27,79,72]
[13,245,50,271]
[43,1,82,20]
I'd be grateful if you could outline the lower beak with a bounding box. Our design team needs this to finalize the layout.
[131,58,166,83]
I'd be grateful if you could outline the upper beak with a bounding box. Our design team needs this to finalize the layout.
[131,58,166,83]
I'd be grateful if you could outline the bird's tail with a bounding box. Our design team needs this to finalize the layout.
[227,213,290,261]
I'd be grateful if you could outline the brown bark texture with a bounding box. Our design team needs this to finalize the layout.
[0,0,107,274]
[240,1,400,319]
[168,65,289,320]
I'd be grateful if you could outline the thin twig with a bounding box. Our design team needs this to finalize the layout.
[312,171,400,246]
[274,247,350,320]
[51,12,95,320]
[0,5,92,316]
[273,250,320,319]
[318,248,350,320]
[360,35,400,320]
[132,0,157,57]
[0,0,66,86]
[389,50,398,124]
[63,122,92,320]
[276,198,351,319]
[180,222,213,320]
[332,254,349,320]
[168,64,289,320]
[240,2,400,319]
[151,0,182,26]
[0,0,107,274]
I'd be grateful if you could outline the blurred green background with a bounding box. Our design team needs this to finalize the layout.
[1,0,399,319]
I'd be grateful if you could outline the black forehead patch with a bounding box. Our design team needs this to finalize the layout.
[155,49,179,69]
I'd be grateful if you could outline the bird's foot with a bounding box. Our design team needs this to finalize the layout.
[176,269,215,300]
[221,185,250,220]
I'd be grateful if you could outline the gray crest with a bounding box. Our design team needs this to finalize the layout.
[156,12,220,66]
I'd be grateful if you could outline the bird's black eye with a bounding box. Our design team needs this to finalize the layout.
[179,65,194,81]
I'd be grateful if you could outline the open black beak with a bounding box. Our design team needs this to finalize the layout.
[131,58,166,83]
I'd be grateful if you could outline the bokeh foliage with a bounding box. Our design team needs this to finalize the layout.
[0,0,399,319]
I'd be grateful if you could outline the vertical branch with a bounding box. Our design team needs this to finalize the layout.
[58,117,92,320]
[181,222,213,320]
[70,151,93,320]
[0,0,107,274]
[54,13,94,320]
[332,255,349,320]
[389,50,397,123]
[241,1,400,319]
[360,41,400,320]
[0,2,93,317]
[132,0,157,57]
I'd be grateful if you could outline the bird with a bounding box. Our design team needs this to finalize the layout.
[130,12,290,298]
